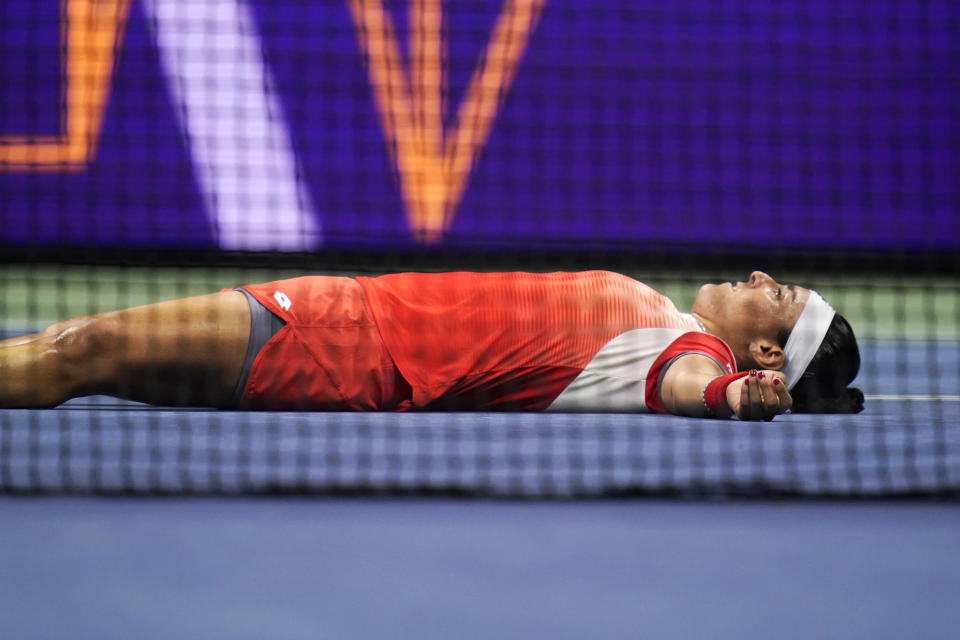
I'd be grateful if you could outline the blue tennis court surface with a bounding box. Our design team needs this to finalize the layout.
[1,498,958,639]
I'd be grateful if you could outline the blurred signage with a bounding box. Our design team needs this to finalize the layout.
[1,0,955,251]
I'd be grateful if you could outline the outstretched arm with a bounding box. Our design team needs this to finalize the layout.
[658,354,792,420]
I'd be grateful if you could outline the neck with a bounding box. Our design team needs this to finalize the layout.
[690,312,715,336]
[691,312,753,370]
[692,312,765,371]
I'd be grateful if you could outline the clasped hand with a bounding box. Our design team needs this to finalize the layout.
[727,369,793,421]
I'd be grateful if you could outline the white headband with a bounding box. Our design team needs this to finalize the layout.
[782,291,835,390]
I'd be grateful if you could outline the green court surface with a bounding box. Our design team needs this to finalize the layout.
[1,264,957,340]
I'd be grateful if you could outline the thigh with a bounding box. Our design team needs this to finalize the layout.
[92,290,251,407]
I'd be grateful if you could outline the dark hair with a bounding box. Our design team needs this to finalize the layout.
[782,313,864,414]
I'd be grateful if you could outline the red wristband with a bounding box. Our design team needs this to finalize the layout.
[703,372,750,414]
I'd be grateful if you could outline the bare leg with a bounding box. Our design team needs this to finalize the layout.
[0,291,251,408]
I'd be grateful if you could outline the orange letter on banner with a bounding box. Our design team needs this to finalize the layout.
[0,0,132,171]
[349,0,546,242]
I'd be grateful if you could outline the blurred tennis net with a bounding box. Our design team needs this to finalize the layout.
[1,405,957,498]
[0,267,957,499]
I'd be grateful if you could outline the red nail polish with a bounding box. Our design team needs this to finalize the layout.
[757,371,765,380]
[773,378,781,386]
[750,369,757,376]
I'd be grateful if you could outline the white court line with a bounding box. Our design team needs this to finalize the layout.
[866,395,960,402]
[143,0,320,250]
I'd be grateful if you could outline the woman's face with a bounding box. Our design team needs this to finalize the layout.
[692,271,811,367]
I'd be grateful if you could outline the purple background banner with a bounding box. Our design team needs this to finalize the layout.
[1,0,956,252]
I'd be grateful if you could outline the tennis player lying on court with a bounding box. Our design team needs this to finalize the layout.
[0,270,862,419]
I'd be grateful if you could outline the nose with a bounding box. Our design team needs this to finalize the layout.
[748,271,777,287]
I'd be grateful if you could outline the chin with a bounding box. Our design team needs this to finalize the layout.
[693,283,721,311]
